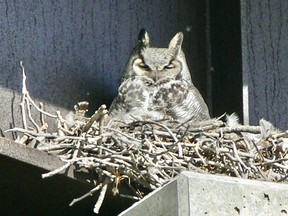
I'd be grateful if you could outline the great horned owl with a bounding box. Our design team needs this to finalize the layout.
[109,29,210,123]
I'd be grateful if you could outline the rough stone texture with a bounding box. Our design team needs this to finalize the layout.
[241,0,288,129]
[0,1,208,137]
[120,171,288,216]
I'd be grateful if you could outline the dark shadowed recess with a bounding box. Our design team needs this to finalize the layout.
[0,154,136,216]
[209,1,242,122]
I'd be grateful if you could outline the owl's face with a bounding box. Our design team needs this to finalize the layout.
[133,48,182,83]
[129,30,186,84]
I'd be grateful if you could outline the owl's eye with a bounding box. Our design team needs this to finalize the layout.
[164,63,175,70]
[138,62,150,71]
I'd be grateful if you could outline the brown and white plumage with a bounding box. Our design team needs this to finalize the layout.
[109,29,210,123]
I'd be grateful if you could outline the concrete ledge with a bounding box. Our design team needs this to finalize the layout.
[120,171,288,216]
[0,137,95,183]
[0,137,64,171]
[0,137,135,215]
[119,177,178,216]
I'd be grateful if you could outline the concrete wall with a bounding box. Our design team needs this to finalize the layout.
[120,171,288,216]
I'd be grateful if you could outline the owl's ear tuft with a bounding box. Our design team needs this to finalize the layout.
[138,28,150,48]
[168,32,183,55]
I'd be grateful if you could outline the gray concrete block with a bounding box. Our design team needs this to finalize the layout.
[120,171,288,216]
[119,178,178,216]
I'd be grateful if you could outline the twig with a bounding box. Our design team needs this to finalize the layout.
[69,183,103,206]
[39,102,46,126]
[214,125,261,134]
[26,98,41,132]
[133,120,182,157]
[42,162,71,178]
[119,194,141,200]
[93,182,108,214]
[231,141,250,171]
[83,105,108,133]
[5,127,87,140]
[20,62,28,130]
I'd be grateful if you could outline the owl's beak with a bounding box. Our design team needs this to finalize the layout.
[153,70,159,83]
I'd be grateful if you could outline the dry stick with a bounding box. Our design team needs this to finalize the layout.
[134,120,182,157]
[105,127,143,147]
[37,143,74,151]
[97,109,108,147]
[56,111,67,126]
[214,125,261,134]
[28,96,58,118]
[231,141,250,171]
[42,162,71,178]
[93,182,108,214]
[56,112,66,137]
[39,102,46,126]
[5,127,86,140]
[195,140,207,166]
[20,61,28,130]
[66,157,120,168]
[176,114,225,129]
[254,158,288,166]
[25,98,41,132]
[20,61,58,119]
[82,104,108,133]
[271,162,288,170]
[42,139,82,178]
[18,134,29,145]
[119,194,141,200]
[72,140,81,158]
[56,111,74,135]
[69,183,103,206]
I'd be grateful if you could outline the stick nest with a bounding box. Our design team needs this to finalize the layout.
[5,63,288,214]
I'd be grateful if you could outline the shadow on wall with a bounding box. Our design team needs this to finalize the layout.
[0,1,208,120]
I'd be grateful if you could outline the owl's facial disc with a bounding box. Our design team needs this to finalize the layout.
[133,57,181,83]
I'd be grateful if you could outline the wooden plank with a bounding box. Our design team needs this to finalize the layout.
[241,0,288,129]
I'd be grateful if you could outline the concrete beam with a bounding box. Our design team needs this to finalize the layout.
[0,137,64,171]
[0,137,135,215]
[120,171,288,215]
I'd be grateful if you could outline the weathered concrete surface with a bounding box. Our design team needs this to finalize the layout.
[0,137,96,183]
[0,137,64,171]
[120,171,288,216]
[120,177,178,216]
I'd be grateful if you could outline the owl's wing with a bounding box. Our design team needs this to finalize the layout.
[109,77,151,121]
[109,78,133,118]
[162,81,210,123]
[185,85,210,120]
